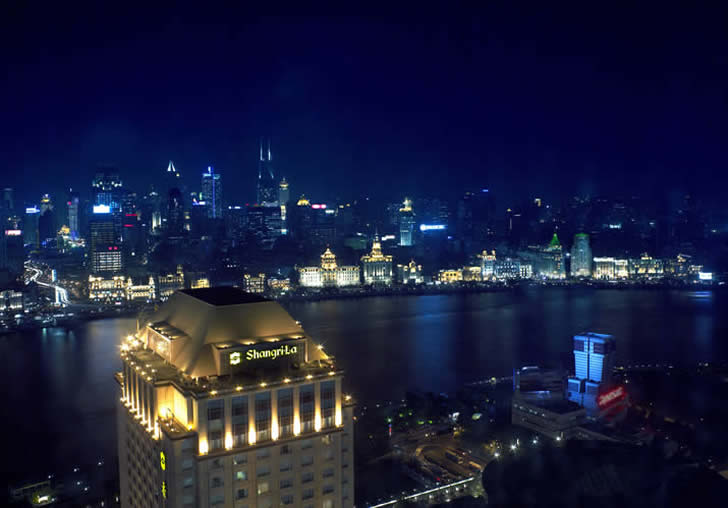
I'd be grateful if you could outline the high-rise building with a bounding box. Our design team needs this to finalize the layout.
[38,194,56,246]
[23,206,40,248]
[567,333,616,414]
[279,178,290,231]
[360,236,393,285]
[166,188,184,236]
[298,248,360,288]
[116,287,354,508]
[398,198,415,247]
[456,189,495,255]
[92,171,123,208]
[246,205,282,250]
[201,166,223,219]
[0,228,24,277]
[570,233,592,278]
[67,189,80,239]
[257,138,278,206]
[89,205,123,274]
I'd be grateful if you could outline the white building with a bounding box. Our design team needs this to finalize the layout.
[298,248,360,288]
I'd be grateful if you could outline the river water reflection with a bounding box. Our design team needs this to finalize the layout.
[1,288,725,486]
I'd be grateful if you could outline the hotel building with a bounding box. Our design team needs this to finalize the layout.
[116,287,354,508]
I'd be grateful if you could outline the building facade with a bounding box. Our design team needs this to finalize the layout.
[201,167,223,220]
[116,287,354,508]
[297,249,360,288]
[360,237,393,285]
[398,199,415,247]
[567,333,616,415]
[569,233,592,278]
[396,260,423,284]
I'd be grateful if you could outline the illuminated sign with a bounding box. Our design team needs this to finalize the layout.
[161,481,167,499]
[93,204,111,214]
[699,272,713,281]
[419,224,446,232]
[311,204,327,209]
[26,207,39,214]
[160,451,166,471]
[5,230,21,236]
[597,386,626,409]
[230,344,300,365]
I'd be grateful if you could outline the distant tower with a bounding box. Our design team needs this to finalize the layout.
[67,189,80,239]
[257,138,278,205]
[399,198,415,246]
[279,177,290,231]
[570,233,592,277]
[201,166,222,219]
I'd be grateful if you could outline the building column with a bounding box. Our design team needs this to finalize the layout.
[314,380,322,432]
[271,388,279,440]
[293,385,301,436]
[335,377,343,427]
[248,394,256,445]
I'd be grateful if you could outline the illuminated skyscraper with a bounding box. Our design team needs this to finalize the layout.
[117,287,354,508]
[398,198,415,247]
[257,138,278,206]
[201,166,223,219]
[38,194,56,246]
[567,333,616,414]
[361,236,393,285]
[23,206,40,248]
[570,233,592,277]
[279,178,290,231]
[89,204,123,274]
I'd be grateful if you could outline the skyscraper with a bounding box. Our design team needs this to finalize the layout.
[201,166,223,219]
[279,178,290,231]
[67,189,80,239]
[398,198,415,247]
[257,138,278,206]
[567,333,616,414]
[117,287,354,508]
[89,205,123,274]
[570,233,592,277]
[38,194,56,246]
[23,206,40,248]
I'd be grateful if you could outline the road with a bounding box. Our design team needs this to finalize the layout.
[25,262,71,305]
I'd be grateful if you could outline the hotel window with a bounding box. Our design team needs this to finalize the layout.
[233,454,247,465]
[593,342,605,354]
[257,480,270,495]
[255,392,271,442]
[210,476,223,489]
[207,399,224,451]
[278,388,294,438]
[323,499,334,508]
[323,485,335,495]
[573,340,584,352]
[321,381,335,428]
[302,471,314,484]
[210,494,224,505]
[236,488,248,500]
[236,470,248,481]
[302,488,314,500]
[280,478,293,489]
[282,494,294,505]
[232,396,248,447]
[300,384,315,433]
[256,448,271,459]
[302,454,314,467]
[280,444,292,455]
[323,468,334,478]
[257,464,271,478]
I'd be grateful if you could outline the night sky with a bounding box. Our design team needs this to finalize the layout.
[2,4,727,206]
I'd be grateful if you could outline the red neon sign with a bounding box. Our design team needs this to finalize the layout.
[598,386,626,409]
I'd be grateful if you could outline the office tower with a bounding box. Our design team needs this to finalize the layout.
[0,228,24,277]
[398,198,415,247]
[166,188,184,236]
[247,205,282,250]
[396,260,424,284]
[361,236,393,285]
[257,138,278,206]
[23,206,40,248]
[201,167,223,219]
[298,248,360,288]
[92,171,123,207]
[279,178,289,231]
[38,194,56,246]
[89,205,123,274]
[567,333,616,414]
[67,189,80,239]
[121,191,140,262]
[570,233,592,278]
[1,188,13,213]
[117,287,354,508]
[456,189,495,255]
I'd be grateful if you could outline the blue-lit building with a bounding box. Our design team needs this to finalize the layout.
[201,166,222,219]
[567,333,616,414]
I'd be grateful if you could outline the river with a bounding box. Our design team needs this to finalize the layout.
[1,288,726,488]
